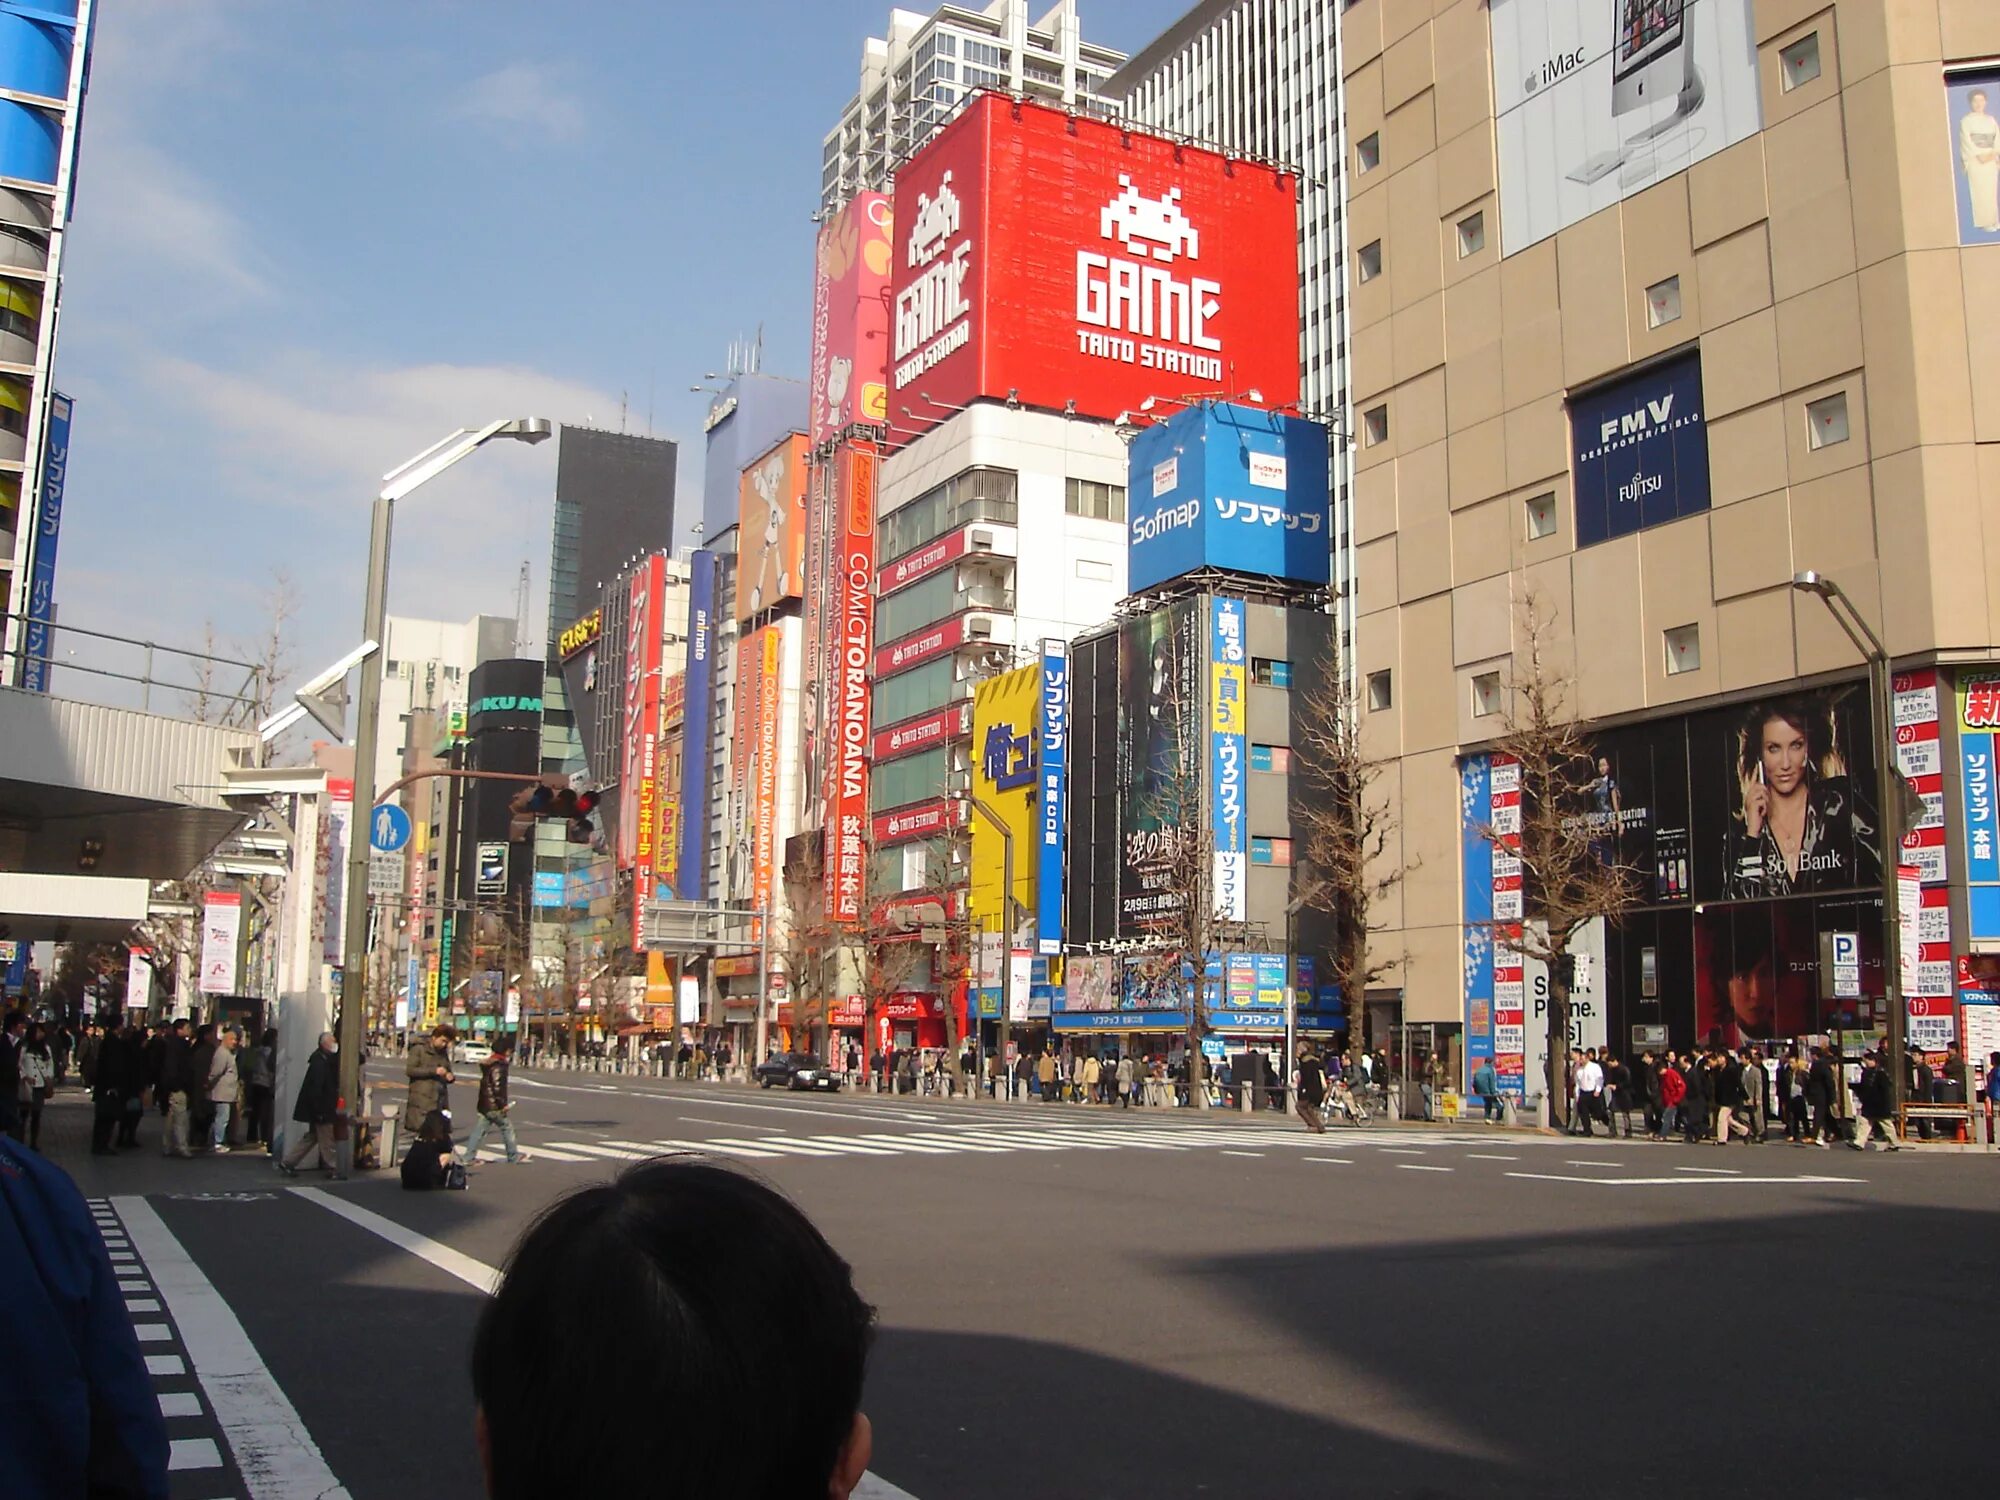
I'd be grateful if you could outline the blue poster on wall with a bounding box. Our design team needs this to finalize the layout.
[1569,350,1709,548]
[1945,69,2000,247]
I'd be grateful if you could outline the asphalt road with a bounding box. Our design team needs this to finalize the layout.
[40,1068,2000,1499]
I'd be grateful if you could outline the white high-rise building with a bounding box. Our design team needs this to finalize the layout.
[377,613,517,787]
[820,0,1127,214]
[1102,0,1352,651]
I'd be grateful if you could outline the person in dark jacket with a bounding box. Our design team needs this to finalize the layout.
[1909,1049,1936,1139]
[403,1026,456,1135]
[1604,1054,1635,1138]
[90,1020,144,1156]
[0,1010,25,1141]
[158,1019,195,1158]
[185,1024,218,1152]
[244,1029,277,1149]
[1849,1052,1903,1151]
[1710,1051,1747,1145]
[401,1108,453,1190]
[278,1032,343,1178]
[463,1037,519,1165]
[1805,1046,1840,1145]
[1682,1052,1712,1143]
[0,1133,170,1498]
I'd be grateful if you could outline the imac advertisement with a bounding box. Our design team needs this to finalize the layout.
[1489,0,1762,256]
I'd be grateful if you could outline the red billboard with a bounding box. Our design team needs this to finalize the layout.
[875,613,966,677]
[889,94,1300,430]
[873,798,964,847]
[879,525,971,595]
[809,190,894,446]
[824,439,879,924]
[873,702,969,762]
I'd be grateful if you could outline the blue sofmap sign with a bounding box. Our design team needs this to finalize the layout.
[676,549,717,900]
[20,392,70,692]
[1569,349,1709,548]
[1126,402,1331,594]
[1037,640,1067,955]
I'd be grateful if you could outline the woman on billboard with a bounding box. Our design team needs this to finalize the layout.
[1724,696,1877,898]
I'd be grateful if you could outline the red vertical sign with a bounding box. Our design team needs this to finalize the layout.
[825,439,879,924]
[625,554,667,949]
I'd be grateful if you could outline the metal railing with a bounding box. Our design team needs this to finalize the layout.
[1,610,269,718]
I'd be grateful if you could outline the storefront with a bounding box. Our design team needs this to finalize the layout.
[1460,671,1985,1097]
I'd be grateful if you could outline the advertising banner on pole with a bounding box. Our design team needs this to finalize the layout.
[320,778,353,967]
[1209,596,1247,923]
[126,945,152,1013]
[200,892,241,996]
[825,441,879,924]
[677,549,716,901]
[19,390,70,692]
[1037,640,1068,955]
[621,553,667,878]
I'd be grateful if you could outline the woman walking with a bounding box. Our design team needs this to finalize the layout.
[19,1021,52,1150]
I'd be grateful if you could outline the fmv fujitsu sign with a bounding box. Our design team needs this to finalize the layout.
[888,94,1301,425]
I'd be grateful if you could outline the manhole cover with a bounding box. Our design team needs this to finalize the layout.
[551,1119,617,1128]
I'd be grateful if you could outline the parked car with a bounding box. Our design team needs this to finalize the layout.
[455,1039,494,1066]
[753,1052,840,1091]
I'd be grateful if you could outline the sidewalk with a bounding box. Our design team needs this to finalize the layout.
[17,1089,343,1195]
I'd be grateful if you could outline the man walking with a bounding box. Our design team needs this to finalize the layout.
[1471,1055,1500,1122]
[1604,1053,1634,1138]
[278,1032,343,1178]
[463,1036,521,1165]
[1294,1047,1328,1133]
[1849,1052,1903,1151]
[1806,1046,1840,1145]
[1573,1050,1604,1137]
[1656,1051,1685,1140]
[1037,1048,1056,1103]
[0,1011,24,1142]
[206,1027,241,1151]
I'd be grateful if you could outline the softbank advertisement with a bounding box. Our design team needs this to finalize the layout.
[675,549,717,901]
[1490,0,1762,256]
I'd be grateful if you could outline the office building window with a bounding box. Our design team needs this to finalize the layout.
[1065,477,1126,521]
[1362,405,1389,446]
[1252,657,1292,688]
[1664,623,1701,675]
[1780,33,1820,91]
[1471,671,1502,717]
[1456,211,1485,258]
[1806,392,1849,449]
[1355,131,1379,173]
[1525,492,1558,539]
[1645,275,1681,328]
[1356,239,1382,281]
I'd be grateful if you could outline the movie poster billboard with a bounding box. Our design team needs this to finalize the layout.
[1489,0,1763,257]
[1117,597,1200,935]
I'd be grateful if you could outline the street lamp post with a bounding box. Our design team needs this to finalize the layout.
[1791,570,1912,1124]
[334,418,553,1173]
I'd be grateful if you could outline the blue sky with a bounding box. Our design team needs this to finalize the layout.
[52,0,1167,696]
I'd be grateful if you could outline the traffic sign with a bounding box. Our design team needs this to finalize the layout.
[369,803,412,852]
[368,854,402,897]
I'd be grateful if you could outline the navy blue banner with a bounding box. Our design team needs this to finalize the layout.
[21,392,70,692]
[676,549,717,899]
[1570,350,1708,547]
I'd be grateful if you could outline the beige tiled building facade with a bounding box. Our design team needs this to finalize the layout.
[1340,0,2000,1087]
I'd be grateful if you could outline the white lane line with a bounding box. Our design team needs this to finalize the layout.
[1220,1150,1265,1158]
[1466,1153,1519,1161]
[116,1196,353,1499]
[795,1136,903,1156]
[675,1115,785,1131]
[1505,1172,1866,1187]
[855,1470,923,1499]
[158,1391,203,1418]
[1676,1166,1742,1175]
[289,1187,500,1296]
[671,1094,946,1126]
[708,1137,846,1157]
[557,1142,655,1161]
[1379,1148,1425,1156]
[892,1133,1013,1154]
[1305,1157,1353,1164]
[1397,1164,1454,1173]
[1564,1160,1625,1169]
[118,1278,150,1293]
[168,1437,223,1471]
[851,1134,957,1155]
[647,1138,785,1161]
[514,1145,594,1163]
[126,1297,163,1314]
[145,1354,186,1377]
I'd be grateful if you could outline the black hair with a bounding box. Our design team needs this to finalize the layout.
[471,1159,874,1500]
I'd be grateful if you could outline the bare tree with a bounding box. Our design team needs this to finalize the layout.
[919,828,972,1089]
[782,839,843,1057]
[1475,590,1639,1128]
[183,569,299,733]
[1293,647,1410,1067]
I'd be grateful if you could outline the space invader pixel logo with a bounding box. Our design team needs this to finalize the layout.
[1100,175,1200,263]
[907,171,961,268]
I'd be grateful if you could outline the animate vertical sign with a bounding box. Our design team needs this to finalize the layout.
[1209,596,1247,922]
[1037,639,1068,955]
[825,440,879,925]
[677,550,716,901]
[200,891,242,996]
[19,390,69,692]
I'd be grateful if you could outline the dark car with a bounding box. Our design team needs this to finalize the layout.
[753,1052,841,1091]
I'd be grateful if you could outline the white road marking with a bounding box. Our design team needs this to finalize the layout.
[556,1142,654,1161]
[158,1391,203,1418]
[669,1093,946,1125]
[1220,1150,1264,1158]
[118,1277,150,1292]
[132,1322,173,1342]
[851,1134,958,1154]
[289,1187,501,1295]
[892,1133,1014,1154]
[647,1138,784,1160]
[126,1297,162,1314]
[1397,1164,1454,1173]
[1305,1157,1353,1164]
[1505,1172,1866,1187]
[1466,1153,1518,1161]
[1379,1148,1425,1156]
[1563,1160,1625,1169]
[797,1136,903,1156]
[145,1354,186,1377]
[116,1196,352,1498]
[168,1437,223,1470]
[707,1137,846,1157]
[1676,1166,1741,1176]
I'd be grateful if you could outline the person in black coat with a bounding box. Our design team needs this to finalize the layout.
[400,1109,453,1190]
[277,1032,344,1179]
[89,1020,143,1156]
[1682,1053,1712,1143]
[1804,1047,1839,1145]
[1849,1053,1903,1151]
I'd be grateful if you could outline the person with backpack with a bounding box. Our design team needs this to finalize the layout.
[1470,1056,1500,1123]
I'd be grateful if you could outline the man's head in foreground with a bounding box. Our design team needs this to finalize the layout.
[471,1158,876,1499]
